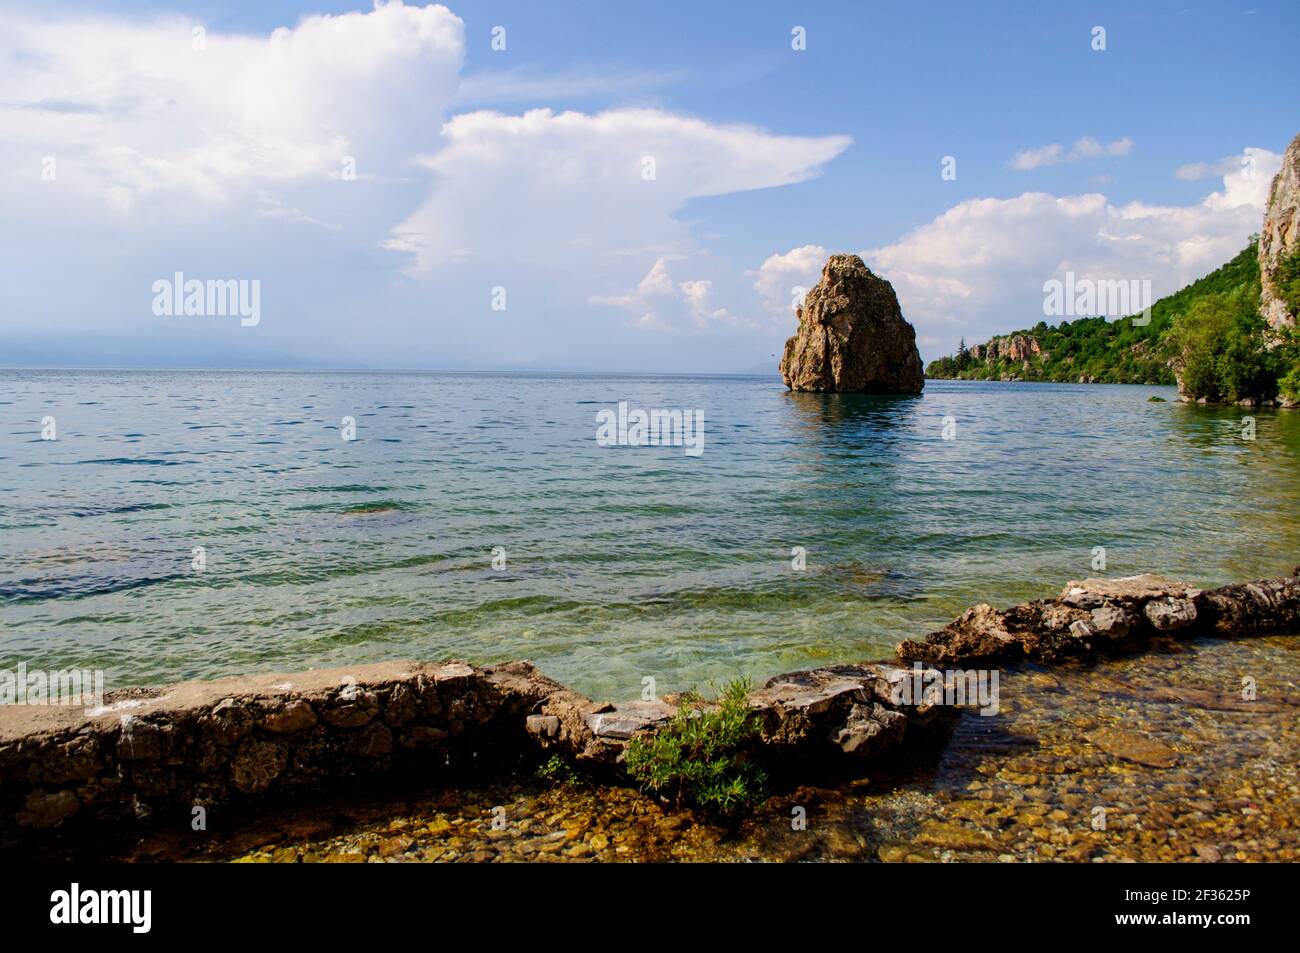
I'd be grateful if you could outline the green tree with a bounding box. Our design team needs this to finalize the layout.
[954,337,970,372]
[1167,291,1279,402]
[1168,297,1234,400]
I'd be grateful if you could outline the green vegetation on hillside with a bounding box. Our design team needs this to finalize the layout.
[926,242,1265,388]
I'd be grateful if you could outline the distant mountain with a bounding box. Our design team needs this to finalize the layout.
[926,242,1262,385]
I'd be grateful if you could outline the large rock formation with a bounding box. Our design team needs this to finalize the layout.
[779,254,924,393]
[1260,132,1300,330]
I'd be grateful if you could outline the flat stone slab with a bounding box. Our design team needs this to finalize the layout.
[1060,574,1191,605]
[585,701,676,740]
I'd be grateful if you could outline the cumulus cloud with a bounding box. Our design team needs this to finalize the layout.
[591,256,754,332]
[861,147,1280,359]
[0,1,465,208]
[385,107,851,274]
[750,244,828,317]
[0,0,477,368]
[382,106,848,347]
[1010,136,1132,171]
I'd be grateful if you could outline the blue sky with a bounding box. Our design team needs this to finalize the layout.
[3,0,1298,371]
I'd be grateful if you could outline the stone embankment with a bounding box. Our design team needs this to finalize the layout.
[896,571,1300,665]
[3,569,1297,846]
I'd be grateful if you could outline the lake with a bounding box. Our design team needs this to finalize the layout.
[2,369,1298,700]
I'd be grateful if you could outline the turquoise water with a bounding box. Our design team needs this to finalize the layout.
[2,369,1299,700]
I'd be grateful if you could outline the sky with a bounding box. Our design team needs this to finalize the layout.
[1,0,1297,372]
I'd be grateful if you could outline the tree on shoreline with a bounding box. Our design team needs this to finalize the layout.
[1166,292,1280,403]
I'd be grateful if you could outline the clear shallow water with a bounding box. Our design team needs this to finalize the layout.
[2,369,1299,700]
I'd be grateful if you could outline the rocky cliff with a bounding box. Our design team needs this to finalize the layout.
[970,333,1045,367]
[1260,132,1300,330]
[779,254,924,394]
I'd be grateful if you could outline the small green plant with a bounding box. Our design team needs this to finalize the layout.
[535,754,580,786]
[623,678,767,823]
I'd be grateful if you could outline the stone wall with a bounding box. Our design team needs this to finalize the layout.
[3,569,1297,847]
[897,571,1300,666]
[0,655,947,847]
[1,660,555,844]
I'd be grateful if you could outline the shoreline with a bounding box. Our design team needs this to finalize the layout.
[149,633,1300,863]
[3,568,1298,856]
[923,374,1300,408]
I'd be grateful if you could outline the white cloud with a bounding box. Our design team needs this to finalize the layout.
[1176,152,1267,188]
[750,244,827,317]
[1010,136,1132,171]
[1174,161,1212,181]
[1203,147,1277,209]
[591,256,754,332]
[381,104,847,352]
[256,191,342,231]
[0,1,464,207]
[0,2,851,370]
[385,107,851,273]
[863,147,1281,358]
[0,1,472,366]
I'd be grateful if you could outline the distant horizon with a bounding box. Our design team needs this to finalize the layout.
[1,232,1259,377]
[0,364,1186,386]
[0,363,783,377]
